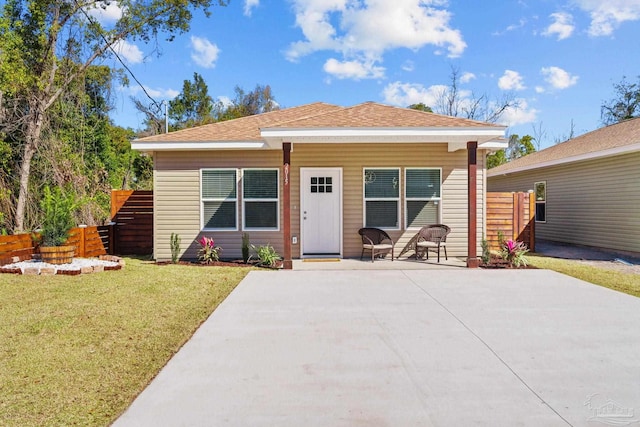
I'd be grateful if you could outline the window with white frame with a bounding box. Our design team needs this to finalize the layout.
[243,169,279,230]
[363,168,400,229]
[201,169,238,230]
[534,181,546,223]
[405,168,441,228]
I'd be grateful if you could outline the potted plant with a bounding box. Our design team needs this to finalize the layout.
[38,186,79,265]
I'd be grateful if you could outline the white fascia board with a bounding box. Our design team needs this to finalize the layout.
[478,139,509,153]
[131,140,269,152]
[261,127,506,143]
[487,142,640,177]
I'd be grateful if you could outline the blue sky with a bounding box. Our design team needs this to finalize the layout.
[98,0,640,149]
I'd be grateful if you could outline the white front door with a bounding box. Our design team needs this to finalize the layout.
[300,168,342,256]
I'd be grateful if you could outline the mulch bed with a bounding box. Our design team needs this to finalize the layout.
[480,255,537,269]
[155,260,282,269]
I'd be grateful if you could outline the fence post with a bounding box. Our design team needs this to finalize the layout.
[108,222,116,255]
[77,225,87,257]
[528,192,536,252]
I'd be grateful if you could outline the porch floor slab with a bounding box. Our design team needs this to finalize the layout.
[293,256,466,270]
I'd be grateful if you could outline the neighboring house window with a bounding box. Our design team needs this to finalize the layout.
[405,168,441,228]
[363,168,400,229]
[243,169,279,230]
[534,181,546,223]
[201,169,238,230]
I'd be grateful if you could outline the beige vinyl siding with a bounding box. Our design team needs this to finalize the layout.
[290,143,484,259]
[154,151,283,261]
[153,143,487,261]
[487,151,640,253]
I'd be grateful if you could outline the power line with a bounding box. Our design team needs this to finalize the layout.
[74,1,164,111]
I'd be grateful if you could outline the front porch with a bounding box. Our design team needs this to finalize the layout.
[292,256,466,270]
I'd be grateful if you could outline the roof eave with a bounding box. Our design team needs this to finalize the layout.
[130,140,269,153]
[261,127,506,148]
[488,142,640,177]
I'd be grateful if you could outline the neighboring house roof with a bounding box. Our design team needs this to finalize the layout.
[488,117,640,177]
[132,101,506,152]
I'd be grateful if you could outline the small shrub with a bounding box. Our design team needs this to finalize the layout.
[500,239,529,267]
[481,237,491,265]
[197,236,222,264]
[242,233,250,263]
[39,186,80,246]
[251,244,281,267]
[170,233,181,263]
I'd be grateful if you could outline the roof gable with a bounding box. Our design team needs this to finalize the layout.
[488,118,640,176]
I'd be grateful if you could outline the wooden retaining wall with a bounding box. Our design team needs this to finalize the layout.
[0,225,112,265]
[486,192,535,251]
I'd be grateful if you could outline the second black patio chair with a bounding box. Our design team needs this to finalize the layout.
[415,224,451,263]
[358,227,395,262]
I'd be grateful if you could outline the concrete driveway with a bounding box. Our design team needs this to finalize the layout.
[114,270,640,426]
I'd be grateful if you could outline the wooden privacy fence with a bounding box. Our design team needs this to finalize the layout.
[486,192,535,251]
[110,190,153,255]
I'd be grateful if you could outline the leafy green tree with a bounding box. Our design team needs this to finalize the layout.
[487,134,536,169]
[217,84,278,121]
[0,0,227,232]
[408,103,433,113]
[169,72,214,130]
[601,76,640,125]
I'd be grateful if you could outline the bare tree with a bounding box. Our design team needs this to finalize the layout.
[433,66,520,124]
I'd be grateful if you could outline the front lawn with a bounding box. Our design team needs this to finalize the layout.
[0,258,252,426]
[527,254,640,297]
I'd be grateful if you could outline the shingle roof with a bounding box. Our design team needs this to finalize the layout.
[488,117,640,176]
[134,101,503,143]
[135,102,342,142]
[271,102,501,129]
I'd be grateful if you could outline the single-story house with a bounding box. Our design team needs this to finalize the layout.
[132,102,507,268]
[488,117,640,255]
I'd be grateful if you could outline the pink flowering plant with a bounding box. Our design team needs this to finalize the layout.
[197,236,222,264]
[500,239,529,267]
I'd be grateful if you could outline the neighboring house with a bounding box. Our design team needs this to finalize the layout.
[132,102,506,267]
[488,118,640,254]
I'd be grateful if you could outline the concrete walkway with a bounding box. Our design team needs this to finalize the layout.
[114,270,640,426]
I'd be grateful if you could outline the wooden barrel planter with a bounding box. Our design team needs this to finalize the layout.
[39,246,75,265]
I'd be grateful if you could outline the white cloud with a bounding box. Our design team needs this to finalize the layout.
[190,36,220,69]
[498,70,526,91]
[574,0,640,36]
[500,99,538,126]
[323,58,385,80]
[383,81,537,126]
[87,1,123,23]
[126,86,179,99]
[112,40,143,64]
[541,66,578,89]
[244,0,259,16]
[401,60,415,72]
[382,81,458,109]
[217,96,233,107]
[286,0,466,79]
[460,72,476,84]
[492,18,527,36]
[542,12,574,40]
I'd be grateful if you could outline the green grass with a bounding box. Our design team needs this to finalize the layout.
[0,258,252,426]
[527,253,640,298]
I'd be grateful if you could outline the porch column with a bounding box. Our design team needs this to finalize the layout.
[282,142,293,270]
[467,141,479,268]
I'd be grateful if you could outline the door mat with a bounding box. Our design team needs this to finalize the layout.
[302,258,341,262]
